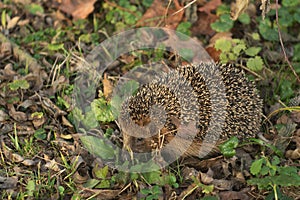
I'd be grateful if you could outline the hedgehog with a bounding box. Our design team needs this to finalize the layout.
[118,62,263,158]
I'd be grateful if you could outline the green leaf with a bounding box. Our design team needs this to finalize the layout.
[278,7,294,27]
[250,158,264,175]
[142,0,154,7]
[211,14,234,32]
[1,10,6,28]
[238,13,250,24]
[215,39,232,52]
[251,33,260,41]
[25,3,44,15]
[142,170,161,184]
[8,79,30,90]
[179,48,194,61]
[201,184,214,194]
[258,18,278,41]
[246,56,264,71]
[232,43,246,55]
[80,136,115,159]
[34,128,47,140]
[94,166,109,179]
[82,109,99,129]
[219,136,239,157]
[201,196,218,200]
[245,47,262,56]
[48,43,64,51]
[282,0,300,7]
[294,12,300,23]
[271,156,280,166]
[91,98,115,122]
[83,179,100,189]
[176,22,192,36]
[96,179,110,189]
[279,79,294,101]
[26,180,35,196]
[292,43,300,61]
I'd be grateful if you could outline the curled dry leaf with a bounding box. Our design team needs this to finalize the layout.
[260,0,270,20]
[0,110,9,121]
[103,74,113,100]
[7,16,20,29]
[58,0,97,20]
[230,0,250,20]
[11,153,24,163]
[286,148,300,160]
[8,104,27,122]
[22,159,37,166]
[73,171,89,184]
[0,42,12,57]
[45,159,61,172]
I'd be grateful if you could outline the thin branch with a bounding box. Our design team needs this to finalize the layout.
[275,0,300,83]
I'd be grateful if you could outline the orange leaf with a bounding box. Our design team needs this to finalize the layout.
[137,0,183,29]
[198,0,222,15]
[59,0,96,20]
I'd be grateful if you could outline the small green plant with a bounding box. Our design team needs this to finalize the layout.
[140,185,163,200]
[8,79,30,90]
[258,0,300,41]
[219,136,239,157]
[103,0,151,31]
[214,38,263,71]
[248,155,300,200]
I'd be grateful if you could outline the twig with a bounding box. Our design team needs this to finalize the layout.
[172,0,197,16]
[275,0,300,83]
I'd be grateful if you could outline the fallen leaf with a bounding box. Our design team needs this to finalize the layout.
[8,104,27,122]
[137,0,183,29]
[59,0,97,20]
[0,110,9,121]
[205,32,232,62]
[219,189,252,200]
[191,12,218,36]
[7,16,20,29]
[198,0,221,15]
[230,0,250,20]
[102,74,113,99]
[0,176,18,189]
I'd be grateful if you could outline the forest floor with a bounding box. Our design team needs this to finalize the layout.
[0,0,299,199]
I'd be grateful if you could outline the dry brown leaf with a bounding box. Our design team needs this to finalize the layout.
[219,189,252,200]
[137,0,183,29]
[191,12,218,36]
[0,110,9,121]
[205,32,232,62]
[8,104,27,122]
[198,0,221,15]
[59,0,97,20]
[230,0,250,20]
[7,16,20,29]
[102,74,113,99]
[260,0,270,20]
[0,176,18,189]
